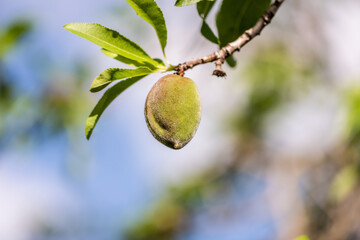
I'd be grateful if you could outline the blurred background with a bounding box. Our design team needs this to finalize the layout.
[1,0,360,239]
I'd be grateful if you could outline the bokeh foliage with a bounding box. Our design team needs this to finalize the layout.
[0,19,91,150]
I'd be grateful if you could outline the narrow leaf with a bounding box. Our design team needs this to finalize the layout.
[90,67,153,92]
[216,0,270,47]
[196,0,219,44]
[153,58,166,67]
[197,0,215,18]
[216,0,270,67]
[175,0,214,7]
[101,48,163,70]
[125,0,167,57]
[101,48,143,67]
[200,21,219,44]
[63,23,159,67]
[85,76,146,139]
[226,55,236,67]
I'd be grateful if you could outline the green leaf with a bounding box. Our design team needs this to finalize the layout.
[125,0,167,57]
[63,23,160,67]
[200,21,219,44]
[101,48,145,67]
[153,58,166,67]
[197,0,215,18]
[196,0,219,44]
[85,76,146,139]
[101,48,164,70]
[216,0,270,47]
[175,0,214,7]
[90,67,153,92]
[226,55,237,67]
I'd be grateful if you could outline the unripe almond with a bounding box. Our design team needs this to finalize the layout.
[145,74,201,149]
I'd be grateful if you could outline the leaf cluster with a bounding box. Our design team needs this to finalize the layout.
[64,0,169,139]
[63,0,271,140]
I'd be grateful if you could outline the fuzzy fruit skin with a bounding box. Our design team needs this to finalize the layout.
[145,74,201,149]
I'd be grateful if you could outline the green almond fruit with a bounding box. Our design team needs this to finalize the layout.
[145,74,201,149]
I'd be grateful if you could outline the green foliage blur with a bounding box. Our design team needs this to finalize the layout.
[0,20,31,58]
[0,19,91,150]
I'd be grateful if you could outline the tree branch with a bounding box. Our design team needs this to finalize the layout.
[175,0,285,77]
